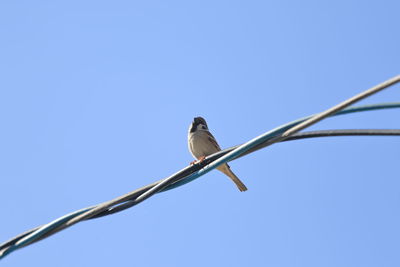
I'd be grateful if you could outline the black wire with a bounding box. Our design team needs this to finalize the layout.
[240,129,400,158]
[92,129,400,218]
[1,129,399,252]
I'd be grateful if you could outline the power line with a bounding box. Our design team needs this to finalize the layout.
[1,76,399,259]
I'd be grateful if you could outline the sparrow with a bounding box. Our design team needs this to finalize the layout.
[188,117,248,192]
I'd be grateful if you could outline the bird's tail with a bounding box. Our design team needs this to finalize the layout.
[217,164,248,192]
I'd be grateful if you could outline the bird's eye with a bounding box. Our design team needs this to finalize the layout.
[202,125,207,130]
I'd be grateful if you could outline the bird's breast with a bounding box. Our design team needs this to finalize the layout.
[188,131,220,159]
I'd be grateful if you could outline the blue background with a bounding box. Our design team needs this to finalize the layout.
[1,1,399,266]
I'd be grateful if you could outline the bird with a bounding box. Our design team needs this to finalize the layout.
[188,116,248,192]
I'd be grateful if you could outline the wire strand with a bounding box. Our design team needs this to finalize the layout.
[1,75,399,259]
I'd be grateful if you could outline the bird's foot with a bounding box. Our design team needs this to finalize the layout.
[189,156,206,166]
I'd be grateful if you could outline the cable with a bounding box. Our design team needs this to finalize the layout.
[2,128,400,256]
[283,129,400,140]
[91,128,400,218]
[3,120,399,257]
[236,102,400,160]
[282,75,400,137]
[0,75,399,259]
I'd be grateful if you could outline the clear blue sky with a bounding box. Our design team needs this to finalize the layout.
[1,1,399,266]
